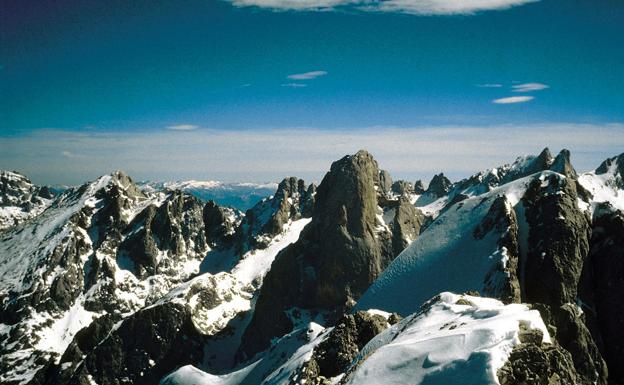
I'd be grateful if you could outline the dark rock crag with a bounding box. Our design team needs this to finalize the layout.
[237,150,420,360]
[520,173,608,384]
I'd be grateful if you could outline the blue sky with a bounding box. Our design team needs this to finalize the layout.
[1,0,623,184]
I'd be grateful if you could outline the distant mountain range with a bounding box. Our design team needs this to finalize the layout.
[1,148,623,385]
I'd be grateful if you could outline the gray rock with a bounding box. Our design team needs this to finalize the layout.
[391,180,413,197]
[582,207,624,384]
[550,149,578,179]
[413,180,426,194]
[498,340,579,385]
[379,170,393,195]
[521,173,608,384]
[298,311,389,383]
[238,150,397,360]
[425,173,452,197]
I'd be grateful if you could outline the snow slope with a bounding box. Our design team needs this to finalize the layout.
[343,293,550,385]
[578,155,624,213]
[356,172,544,315]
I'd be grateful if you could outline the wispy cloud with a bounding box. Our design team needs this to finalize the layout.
[492,96,534,104]
[512,82,549,92]
[281,83,308,88]
[477,83,503,88]
[226,0,538,15]
[166,124,199,131]
[3,123,623,185]
[287,70,328,80]
[61,150,74,158]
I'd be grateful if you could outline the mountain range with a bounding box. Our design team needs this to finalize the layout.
[1,148,623,385]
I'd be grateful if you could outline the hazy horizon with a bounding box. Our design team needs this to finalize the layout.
[2,0,623,184]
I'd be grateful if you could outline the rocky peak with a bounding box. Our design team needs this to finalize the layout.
[0,170,55,231]
[391,180,413,197]
[313,150,381,238]
[425,173,452,197]
[550,149,578,179]
[413,179,426,194]
[238,150,404,359]
[203,200,240,247]
[118,191,207,278]
[235,176,315,251]
[378,169,392,195]
[594,153,624,188]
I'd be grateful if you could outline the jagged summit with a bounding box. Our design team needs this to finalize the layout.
[2,149,624,385]
[595,152,624,179]
[0,170,55,231]
[413,179,426,194]
[425,173,452,197]
[237,149,423,360]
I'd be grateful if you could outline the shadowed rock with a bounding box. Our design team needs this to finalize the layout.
[237,150,398,360]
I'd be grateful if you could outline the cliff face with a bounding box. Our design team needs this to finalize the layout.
[237,150,421,360]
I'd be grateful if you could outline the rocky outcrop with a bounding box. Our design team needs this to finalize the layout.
[118,191,207,278]
[388,197,424,256]
[521,173,608,384]
[237,150,400,360]
[522,174,590,308]
[203,200,239,246]
[56,303,205,385]
[498,332,579,385]
[594,153,624,183]
[583,206,624,384]
[296,311,389,384]
[413,180,426,194]
[425,173,452,197]
[0,170,55,231]
[390,180,413,197]
[550,149,578,179]
[475,195,522,303]
[379,170,393,195]
[234,177,315,251]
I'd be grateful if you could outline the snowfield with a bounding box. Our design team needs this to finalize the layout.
[344,293,550,385]
[356,172,548,315]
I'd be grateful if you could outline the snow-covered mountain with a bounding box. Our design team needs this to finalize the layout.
[140,180,278,211]
[0,171,55,231]
[1,149,623,385]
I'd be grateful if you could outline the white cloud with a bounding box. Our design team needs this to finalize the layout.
[281,83,308,88]
[3,123,623,185]
[492,96,534,104]
[61,150,74,158]
[226,0,538,15]
[512,82,549,92]
[287,71,328,80]
[166,124,199,131]
[477,83,503,88]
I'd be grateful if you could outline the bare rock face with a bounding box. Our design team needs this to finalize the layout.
[389,197,425,256]
[498,339,578,385]
[474,195,522,304]
[53,303,205,385]
[550,149,578,179]
[582,206,624,384]
[203,200,239,246]
[237,150,399,360]
[296,311,389,384]
[521,174,608,384]
[425,173,452,198]
[379,170,393,195]
[413,180,426,194]
[522,174,590,308]
[391,180,413,197]
[118,191,207,278]
[234,177,315,251]
[594,153,624,185]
